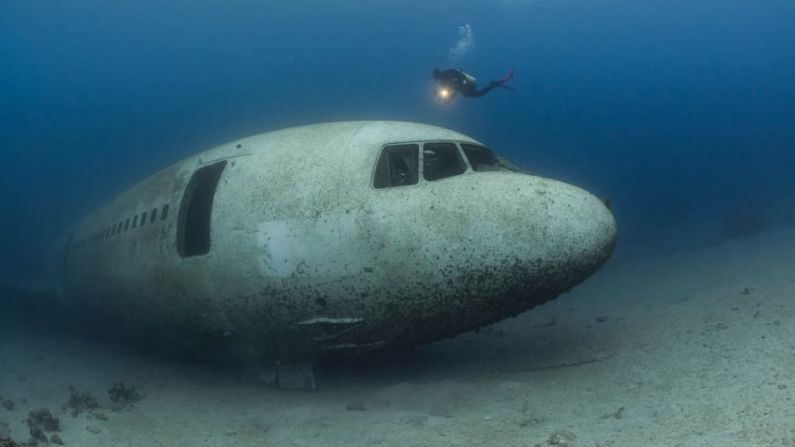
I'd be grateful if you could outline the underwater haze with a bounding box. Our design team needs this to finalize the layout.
[4,2,795,446]
[2,0,795,277]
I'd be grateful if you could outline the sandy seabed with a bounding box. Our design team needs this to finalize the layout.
[2,228,794,447]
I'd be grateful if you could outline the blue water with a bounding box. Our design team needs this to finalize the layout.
[2,0,794,278]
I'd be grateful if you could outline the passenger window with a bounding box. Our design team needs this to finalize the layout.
[461,144,520,172]
[132,215,138,228]
[150,208,158,223]
[161,204,169,220]
[373,144,419,188]
[423,142,466,181]
[141,211,147,226]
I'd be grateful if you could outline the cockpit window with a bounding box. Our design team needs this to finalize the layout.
[461,144,520,172]
[423,142,467,182]
[373,144,419,188]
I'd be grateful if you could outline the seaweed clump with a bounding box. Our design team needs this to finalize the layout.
[0,397,14,411]
[108,383,143,411]
[0,420,23,447]
[25,408,60,445]
[0,420,12,444]
[63,386,99,417]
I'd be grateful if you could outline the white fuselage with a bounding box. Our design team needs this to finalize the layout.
[61,121,617,363]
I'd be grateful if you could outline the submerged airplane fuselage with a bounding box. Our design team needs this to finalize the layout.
[61,121,617,363]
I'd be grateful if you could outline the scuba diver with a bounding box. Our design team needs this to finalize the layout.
[432,67,515,103]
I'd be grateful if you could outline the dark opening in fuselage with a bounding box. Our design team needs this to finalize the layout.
[177,161,227,257]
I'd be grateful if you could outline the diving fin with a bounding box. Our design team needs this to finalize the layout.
[497,69,514,84]
[495,69,516,92]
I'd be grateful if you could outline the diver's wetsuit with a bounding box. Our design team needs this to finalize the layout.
[433,68,514,98]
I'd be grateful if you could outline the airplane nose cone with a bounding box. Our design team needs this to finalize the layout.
[458,175,618,320]
[537,180,617,275]
[339,173,618,353]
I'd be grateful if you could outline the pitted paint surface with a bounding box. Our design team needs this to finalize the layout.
[62,121,617,364]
